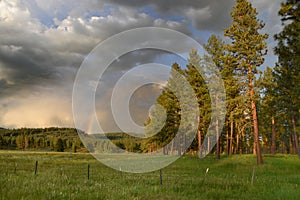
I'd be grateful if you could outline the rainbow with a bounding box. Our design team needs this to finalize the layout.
[85,114,97,134]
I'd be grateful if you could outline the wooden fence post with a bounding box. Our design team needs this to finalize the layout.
[34,161,38,175]
[160,169,163,186]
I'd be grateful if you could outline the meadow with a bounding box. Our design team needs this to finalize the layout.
[0,151,299,200]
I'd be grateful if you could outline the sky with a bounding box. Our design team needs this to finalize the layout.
[0,0,283,131]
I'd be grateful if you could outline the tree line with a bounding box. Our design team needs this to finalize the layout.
[0,127,85,152]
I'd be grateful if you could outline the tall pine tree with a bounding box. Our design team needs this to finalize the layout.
[224,0,268,164]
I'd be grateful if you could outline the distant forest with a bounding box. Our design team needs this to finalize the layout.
[0,127,198,153]
[0,127,86,152]
[0,127,149,153]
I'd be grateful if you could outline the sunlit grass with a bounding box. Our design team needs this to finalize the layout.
[0,151,299,199]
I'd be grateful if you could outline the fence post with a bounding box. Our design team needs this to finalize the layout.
[160,169,163,186]
[34,161,38,175]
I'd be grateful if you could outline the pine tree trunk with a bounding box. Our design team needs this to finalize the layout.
[289,136,294,154]
[207,137,211,155]
[249,77,263,165]
[171,139,174,155]
[197,116,202,156]
[235,132,239,154]
[177,133,181,156]
[226,127,229,155]
[240,129,245,154]
[271,116,277,155]
[280,137,285,154]
[253,140,257,155]
[291,116,300,157]
[229,121,234,155]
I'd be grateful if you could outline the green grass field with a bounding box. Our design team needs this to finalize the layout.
[0,151,299,200]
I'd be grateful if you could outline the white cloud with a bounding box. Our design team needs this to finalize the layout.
[185,7,212,27]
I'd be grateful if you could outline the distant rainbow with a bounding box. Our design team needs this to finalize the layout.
[85,114,97,134]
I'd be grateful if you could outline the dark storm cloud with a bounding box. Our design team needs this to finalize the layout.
[0,42,84,99]
[104,0,235,31]
[0,0,191,98]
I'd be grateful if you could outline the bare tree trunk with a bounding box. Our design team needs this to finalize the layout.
[163,145,166,155]
[197,116,202,156]
[240,129,245,154]
[226,127,229,155]
[281,137,285,154]
[271,116,277,155]
[177,133,181,156]
[253,138,257,155]
[291,116,300,158]
[207,137,211,155]
[252,99,263,164]
[249,76,263,165]
[235,132,239,154]
[290,135,294,154]
[229,121,234,155]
